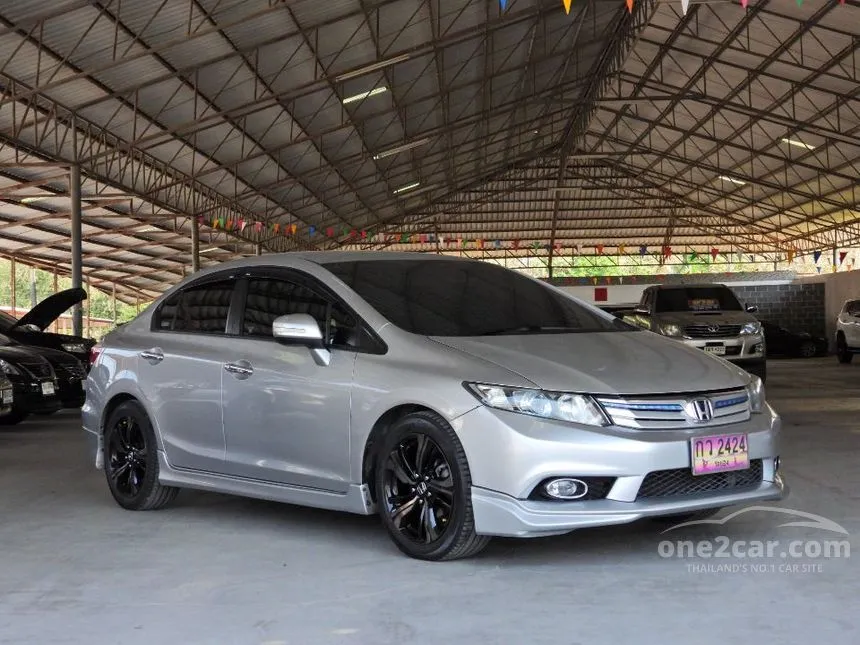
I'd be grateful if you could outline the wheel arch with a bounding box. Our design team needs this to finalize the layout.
[361,403,444,503]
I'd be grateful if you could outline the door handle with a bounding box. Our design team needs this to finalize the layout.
[224,362,253,378]
[139,349,163,363]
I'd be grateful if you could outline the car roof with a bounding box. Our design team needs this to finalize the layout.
[652,283,729,290]
[204,251,470,271]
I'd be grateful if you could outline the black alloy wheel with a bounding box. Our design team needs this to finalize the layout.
[375,411,490,561]
[104,400,178,510]
[382,433,454,545]
[798,341,817,359]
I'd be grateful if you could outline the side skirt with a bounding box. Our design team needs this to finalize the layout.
[157,451,376,516]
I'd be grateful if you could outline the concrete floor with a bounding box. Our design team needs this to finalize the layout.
[1,358,858,644]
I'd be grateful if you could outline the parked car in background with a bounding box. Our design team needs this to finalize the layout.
[84,252,784,561]
[0,341,61,425]
[760,321,827,358]
[835,298,860,364]
[622,284,767,381]
[0,288,96,369]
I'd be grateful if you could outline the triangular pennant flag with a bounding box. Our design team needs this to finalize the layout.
[639,245,647,256]
[309,226,316,237]
[741,0,748,7]
[626,0,633,12]
[254,221,263,233]
[839,251,848,264]
[499,0,507,9]
[239,219,247,232]
[513,239,520,250]
[563,0,572,14]
[711,247,719,261]
[663,246,672,258]
[787,249,795,263]
[796,0,802,5]
[595,244,604,255]
[361,230,367,239]
[813,250,822,263]
[326,227,334,237]
[832,264,838,273]
[618,245,626,255]
[290,224,297,235]
[689,251,698,262]
[747,255,754,263]
[619,276,623,285]
[817,266,822,274]
[681,0,689,14]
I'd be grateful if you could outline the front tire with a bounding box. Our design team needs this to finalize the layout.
[374,411,490,561]
[0,409,30,425]
[104,400,178,511]
[837,334,853,364]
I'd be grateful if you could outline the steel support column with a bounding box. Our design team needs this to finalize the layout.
[191,215,200,273]
[70,164,83,337]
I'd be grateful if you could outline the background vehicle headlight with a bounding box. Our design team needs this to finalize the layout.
[61,343,87,353]
[747,375,765,413]
[659,323,683,337]
[464,383,608,426]
[740,322,762,335]
[0,359,21,375]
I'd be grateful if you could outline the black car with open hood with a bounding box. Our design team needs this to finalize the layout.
[0,288,96,367]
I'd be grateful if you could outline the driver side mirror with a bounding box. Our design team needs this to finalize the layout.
[745,304,758,313]
[21,323,41,332]
[272,314,331,367]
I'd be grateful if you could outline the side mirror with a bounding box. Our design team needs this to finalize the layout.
[272,314,331,366]
[745,304,758,313]
[634,306,650,315]
[21,323,41,332]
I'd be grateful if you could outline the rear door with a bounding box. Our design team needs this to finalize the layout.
[140,274,240,473]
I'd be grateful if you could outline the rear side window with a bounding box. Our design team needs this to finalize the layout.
[153,279,235,333]
[845,300,860,315]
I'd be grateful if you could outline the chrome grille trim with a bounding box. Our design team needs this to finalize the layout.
[684,324,742,339]
[596,389,750,430]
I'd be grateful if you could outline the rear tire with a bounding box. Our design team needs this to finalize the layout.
[104,400,178,511]
[0,409,30,425]
[374,410,490,561]
[798,341,817,359]
[837,334,853,364]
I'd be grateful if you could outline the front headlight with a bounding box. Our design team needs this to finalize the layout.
[464,383,608,426]
[0,359,21,376]
[659,323,683,337]
[740,322,762,335]
[747,375,765,413]
[61,343,87,354]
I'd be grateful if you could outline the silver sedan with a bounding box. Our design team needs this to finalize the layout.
[83,252,786,560]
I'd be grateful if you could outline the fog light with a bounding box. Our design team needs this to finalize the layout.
[774,456,780,473]
[543,478,588,500]
[753,343,764,354]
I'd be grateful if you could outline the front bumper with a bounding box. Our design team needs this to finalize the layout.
[454,404,785,538]
[675,333,765,363]
[11,379,62,414]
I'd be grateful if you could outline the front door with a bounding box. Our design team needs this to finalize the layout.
[139,276,238,473]
[844,300,860,347]
[220,274,356,492]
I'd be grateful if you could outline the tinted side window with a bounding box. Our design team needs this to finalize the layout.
[154,279,235,333]
[846,301,860,315]
[242,278,361,349]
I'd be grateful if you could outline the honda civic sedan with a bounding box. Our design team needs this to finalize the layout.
[83,252,786,560]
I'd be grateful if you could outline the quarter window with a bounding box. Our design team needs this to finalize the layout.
[154,279,235,333]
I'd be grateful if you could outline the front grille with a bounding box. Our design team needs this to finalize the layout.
[684,324,742,338]
[55,361,86,379]
[636,460,763,500]
[596,388,751,430]
[16,360,54,379]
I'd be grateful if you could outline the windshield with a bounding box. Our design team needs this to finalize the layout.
[323,259,635,336]
[0,310,15,331]
[654,287,743,313]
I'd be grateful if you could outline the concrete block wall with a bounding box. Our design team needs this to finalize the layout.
[730,283,826,337]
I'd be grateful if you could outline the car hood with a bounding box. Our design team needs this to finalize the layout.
[430,330,748,395]
[652,310,756,325]
[0,344,50,364]
[14,288,87,331]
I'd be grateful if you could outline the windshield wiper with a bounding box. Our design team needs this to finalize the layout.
[479,325,581,336]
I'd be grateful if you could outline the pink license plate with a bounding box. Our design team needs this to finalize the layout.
[690,433,750,476]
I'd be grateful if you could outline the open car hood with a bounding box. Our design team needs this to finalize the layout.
[13,287,87,331]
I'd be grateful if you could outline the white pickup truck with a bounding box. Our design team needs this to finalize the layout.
[835,298,860,364]
[623,283,767,382]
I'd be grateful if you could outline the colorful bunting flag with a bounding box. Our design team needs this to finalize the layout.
[626,0,633,12]
[813,250,822,263]
[639,245,647,256]
[839,251,848,265]
[787,249,795,263]
[681,0,689,14]
[711,247,719,261]
[563,0,572,14]
[662,245,672,258]
[741,0,748,7]
[595,244,604,255]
